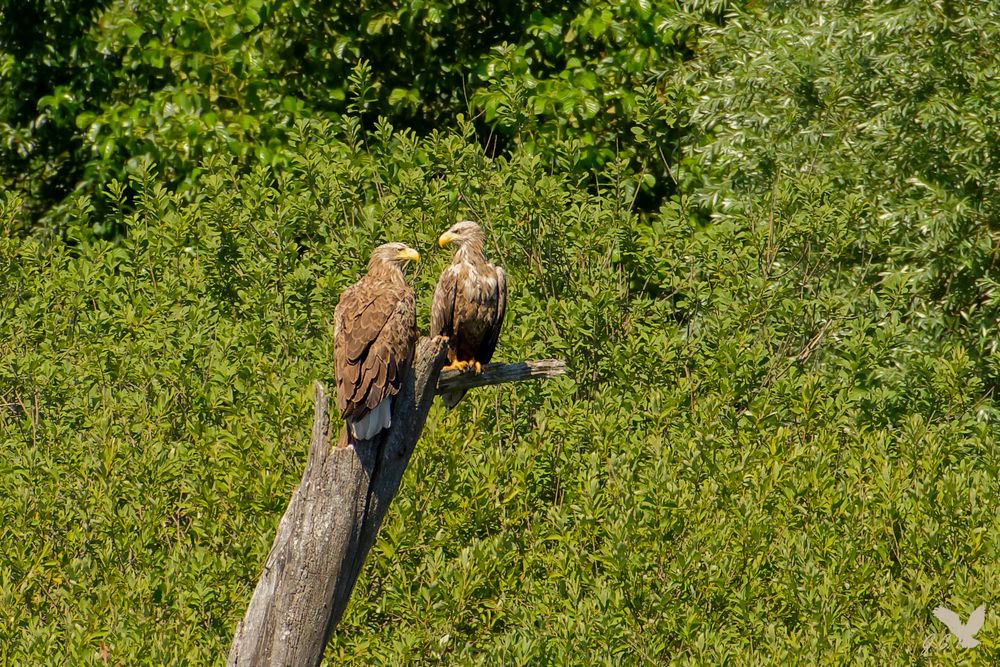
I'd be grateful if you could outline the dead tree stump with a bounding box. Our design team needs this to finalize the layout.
[228,336,565,666]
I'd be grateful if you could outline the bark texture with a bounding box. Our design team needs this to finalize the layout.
[438,359,566,391]
[228,336,563,666]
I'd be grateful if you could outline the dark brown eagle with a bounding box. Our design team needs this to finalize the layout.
[334,242,420,441]
[431,221,508,408]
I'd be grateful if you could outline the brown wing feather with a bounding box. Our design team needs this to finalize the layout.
[476,265,507,364]
[334,274,416,421]
[431,265,459,338]
[343,290,389,363]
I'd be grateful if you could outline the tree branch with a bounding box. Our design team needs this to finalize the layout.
[228,336,565,666]
[438,359,567,391]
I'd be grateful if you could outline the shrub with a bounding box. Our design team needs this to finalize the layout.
[3,114,999,662]
[680,0,1000,392]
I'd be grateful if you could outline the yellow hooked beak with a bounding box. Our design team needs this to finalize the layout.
[438,231,460,247]
[396,247,420,263]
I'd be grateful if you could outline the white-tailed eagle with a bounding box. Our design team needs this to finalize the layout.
[431,221,507,408]
[334,242,420,440]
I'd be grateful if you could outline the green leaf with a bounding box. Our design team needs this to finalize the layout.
[124,23,144,44]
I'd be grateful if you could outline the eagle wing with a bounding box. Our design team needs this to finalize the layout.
[334,276,416,422]
[430,264,459,339]
[476,265,507,364]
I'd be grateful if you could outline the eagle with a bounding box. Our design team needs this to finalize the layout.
[431,221,508,408]
[334,242,420,441]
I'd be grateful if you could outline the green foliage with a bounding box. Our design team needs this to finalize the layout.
[5,109,1000,662]
[0,0,115,229]
[4,0,1000,664]
[680,0,1000,391]
[1,0,723,234]
[471,0,701,197]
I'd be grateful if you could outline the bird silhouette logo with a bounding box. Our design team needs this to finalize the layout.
[932,605,986,648]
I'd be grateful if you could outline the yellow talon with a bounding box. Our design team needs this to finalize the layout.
[443,360,470,372]
[473,361,482,374]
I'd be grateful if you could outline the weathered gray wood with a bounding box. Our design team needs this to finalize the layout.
[438,359,566,391]
[228,336,448,666]
[228,337,565,666]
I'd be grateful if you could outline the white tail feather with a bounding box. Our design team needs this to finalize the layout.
[349,398,392,440]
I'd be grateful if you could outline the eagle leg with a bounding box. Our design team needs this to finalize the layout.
[443,359,470,372]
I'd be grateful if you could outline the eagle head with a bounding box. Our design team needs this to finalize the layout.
[438,220,485,248]
[369,242,420,270]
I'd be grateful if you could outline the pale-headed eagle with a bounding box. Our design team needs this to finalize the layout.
[431,221,508,408]
[334,242,420,440]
